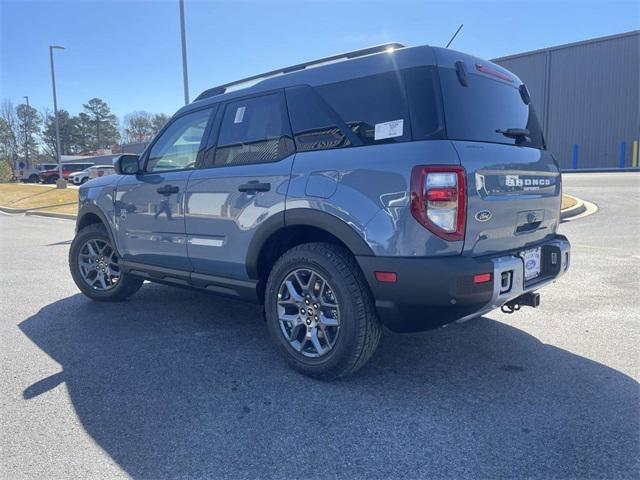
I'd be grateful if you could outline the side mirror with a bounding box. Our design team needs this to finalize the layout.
[115,154,140,175]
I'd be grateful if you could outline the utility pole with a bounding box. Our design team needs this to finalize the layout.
[179,0,190,105]
[23,96,30,168]
[49,45,66,188]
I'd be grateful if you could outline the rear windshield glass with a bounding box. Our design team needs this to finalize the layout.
[439,67,545,149]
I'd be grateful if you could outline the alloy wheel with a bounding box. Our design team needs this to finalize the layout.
[277,268,341,358]
[77,238,121,291]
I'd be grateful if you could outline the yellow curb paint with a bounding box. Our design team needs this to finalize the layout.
[632,140,639,168]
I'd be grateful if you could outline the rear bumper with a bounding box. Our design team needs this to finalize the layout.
[356,235,570,332]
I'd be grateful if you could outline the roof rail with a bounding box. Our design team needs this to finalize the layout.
[194,42,406,102]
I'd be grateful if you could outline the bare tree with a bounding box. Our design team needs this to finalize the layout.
[0,99,18,162]
[123,111,154,143]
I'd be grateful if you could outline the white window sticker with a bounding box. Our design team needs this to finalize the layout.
[374,119,404,141]
[234,106,246,124]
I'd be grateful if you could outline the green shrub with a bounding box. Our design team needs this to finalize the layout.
[0,160,13,183]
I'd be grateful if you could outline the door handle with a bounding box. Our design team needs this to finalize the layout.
[157,184,179,195]
[238,181,271,193]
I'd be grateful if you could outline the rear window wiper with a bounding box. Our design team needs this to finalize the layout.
[496,128,530,139]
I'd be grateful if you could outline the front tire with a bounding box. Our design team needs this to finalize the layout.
[69,223,143,301]
[265,243,381,379]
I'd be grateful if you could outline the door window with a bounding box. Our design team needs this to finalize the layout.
[214,93,293,167]
[146,109,211,173]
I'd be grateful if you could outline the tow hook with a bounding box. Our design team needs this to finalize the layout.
[501,292,540,314]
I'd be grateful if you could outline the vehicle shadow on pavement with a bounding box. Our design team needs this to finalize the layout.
[19,283,639,479]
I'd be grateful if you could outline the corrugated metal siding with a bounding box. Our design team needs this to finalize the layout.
[494,31,640,169]
[494,53,549,137]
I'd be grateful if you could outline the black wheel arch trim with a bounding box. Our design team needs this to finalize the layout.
[76,204,119,254]
[245,208,374,279]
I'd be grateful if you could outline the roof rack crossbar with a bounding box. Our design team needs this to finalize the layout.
[194,42,405,102]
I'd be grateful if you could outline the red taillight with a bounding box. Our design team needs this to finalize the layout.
[426,187,457,202]
[375,271,397,283]
[410,165,466,241]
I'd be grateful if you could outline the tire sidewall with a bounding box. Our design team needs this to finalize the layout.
[69,225,130,301]
[265,245,363,376]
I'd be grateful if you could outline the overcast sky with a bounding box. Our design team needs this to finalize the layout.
[1,0,638,119]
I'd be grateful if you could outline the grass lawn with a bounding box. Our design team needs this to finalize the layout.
[561,195,578,210]
[0,183,78,213]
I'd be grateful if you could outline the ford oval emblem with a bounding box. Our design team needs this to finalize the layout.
[475,210,492,222]
[526,259,537,269]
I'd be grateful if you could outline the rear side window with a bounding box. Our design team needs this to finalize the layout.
[285,85,351,151]
[439,67,545,149]
[214,93,294,167]
[315,72,410,145]
[404,67,445,140]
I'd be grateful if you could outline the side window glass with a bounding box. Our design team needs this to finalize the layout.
[214,93,293,167]
[146,109,211,173]
[403,67,445,140]
[315,72,411,145]
[285,85,351,152]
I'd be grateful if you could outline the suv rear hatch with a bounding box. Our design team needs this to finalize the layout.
[436,52,561,256]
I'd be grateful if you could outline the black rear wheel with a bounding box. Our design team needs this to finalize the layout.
[265,243,381,379]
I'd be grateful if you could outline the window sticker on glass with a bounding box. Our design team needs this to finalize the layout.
[234,106,246,124]
[374,119,404,140]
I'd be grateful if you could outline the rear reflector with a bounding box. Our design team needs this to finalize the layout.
[375,271,397,283]
[473,273,492,284]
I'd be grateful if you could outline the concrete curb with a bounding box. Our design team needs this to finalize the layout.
[0,205,30,214]
[563,168,639,173]
[25,211,76,220]
[560,195,587,220]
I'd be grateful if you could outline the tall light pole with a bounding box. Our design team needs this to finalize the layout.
[49,45,65,188]
[179,0,189,105]
[23,96,30,168]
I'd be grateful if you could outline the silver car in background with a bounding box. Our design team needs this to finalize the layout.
[87,165,116,180]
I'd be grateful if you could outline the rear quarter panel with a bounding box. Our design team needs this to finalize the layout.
[287,140,463,257]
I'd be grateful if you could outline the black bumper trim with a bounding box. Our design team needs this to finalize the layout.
[356,235,570,333]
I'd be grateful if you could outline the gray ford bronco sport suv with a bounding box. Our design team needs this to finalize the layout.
[70,43,571,379]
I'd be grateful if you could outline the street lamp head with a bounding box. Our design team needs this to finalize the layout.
[50,45,65,50]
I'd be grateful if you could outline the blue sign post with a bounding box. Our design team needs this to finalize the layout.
[619,141,626,169]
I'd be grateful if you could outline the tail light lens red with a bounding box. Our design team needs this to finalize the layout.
[410,165,466,241]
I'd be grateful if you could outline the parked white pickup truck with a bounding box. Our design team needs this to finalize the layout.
[19,163,58,183]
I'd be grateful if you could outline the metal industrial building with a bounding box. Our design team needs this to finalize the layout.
[492,30,639,170]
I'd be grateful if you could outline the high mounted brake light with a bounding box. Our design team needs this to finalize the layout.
[475,63,514,83]
[410,165,467,241]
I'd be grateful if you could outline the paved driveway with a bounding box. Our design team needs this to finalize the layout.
[1,172,638,479]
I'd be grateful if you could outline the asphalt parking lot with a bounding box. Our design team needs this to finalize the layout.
[1,172,638,479]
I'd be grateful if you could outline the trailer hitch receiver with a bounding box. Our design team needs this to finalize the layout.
[501,292,540,314]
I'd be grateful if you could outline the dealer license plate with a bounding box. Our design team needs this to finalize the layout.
[521,247,542,280]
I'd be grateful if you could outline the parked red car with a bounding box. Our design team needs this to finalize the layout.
[39,163,94,184]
